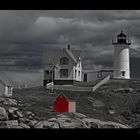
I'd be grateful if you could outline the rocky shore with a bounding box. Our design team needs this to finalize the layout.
[0,96,130,129]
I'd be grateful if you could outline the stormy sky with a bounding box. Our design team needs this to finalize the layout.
[0,10,140,86]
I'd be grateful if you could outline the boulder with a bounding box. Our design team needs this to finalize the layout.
[92,100,105,107]
[7,107,22,120]
[0,120,19,128]
[0,107,9,121]
[27,120,38,128]
[34,120,59,129]
[0,97,6,104]
[57,117,84,128]
[71,112,87,119]
[57,114,67,118]
[43,121,59,128]
[82,118,130,128]
[18,118,30,124]
[109,110,115,115]
[24,111,35,119]
[2,98,18,106]
[34,121,44,128]
[48,118,57,122]
[24,103,31,107]
[8,99,18,106]
[113,88,133,93]
[19,122,30,129]
[25,111,33,116]
[16,111,24,118]
[8,107,18,114]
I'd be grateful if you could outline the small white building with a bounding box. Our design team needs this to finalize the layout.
[43,44,82,86]
[82,69,113,82]
[0,80,13,97]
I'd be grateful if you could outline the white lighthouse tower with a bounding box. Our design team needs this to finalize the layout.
[112,30,131,79]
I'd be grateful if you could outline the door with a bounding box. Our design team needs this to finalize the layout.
[84,73,87,82]
[121,71,125,77]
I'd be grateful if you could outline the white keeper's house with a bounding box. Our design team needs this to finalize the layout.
[43,44,82,86]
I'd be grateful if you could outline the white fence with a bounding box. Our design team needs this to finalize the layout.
[92,74,111,92]
[46,75,111,92]
[47,84,92,92]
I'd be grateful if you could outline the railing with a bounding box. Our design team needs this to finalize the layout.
[46,75,111,92]
[92,74,111,92]
[112,39,131,45]
[46,84,92,92]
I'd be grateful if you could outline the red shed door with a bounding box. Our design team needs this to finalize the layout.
[54,94,69,112]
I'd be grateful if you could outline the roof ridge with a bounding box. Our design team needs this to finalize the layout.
[64,48,78,63]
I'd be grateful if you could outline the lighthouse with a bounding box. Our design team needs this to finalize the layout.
[112,31,131,79]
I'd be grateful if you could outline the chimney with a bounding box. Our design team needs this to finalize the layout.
[67,44,70,50]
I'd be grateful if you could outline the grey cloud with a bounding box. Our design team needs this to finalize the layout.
[0,10,139,84]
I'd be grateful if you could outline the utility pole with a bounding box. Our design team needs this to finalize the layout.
[51,62,55,93]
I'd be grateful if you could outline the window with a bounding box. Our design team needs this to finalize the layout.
[78,62,80,67]
[75,70,77,78]
[45,70,50,78]
[60,69,68,78]
[60,57,69,65]
[98,72,102,78]
[78,71,80,76]
[45,70,49,75]
[84,73,87,82]
[122,71,125,76]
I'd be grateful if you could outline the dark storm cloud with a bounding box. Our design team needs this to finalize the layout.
[0,10,140,81]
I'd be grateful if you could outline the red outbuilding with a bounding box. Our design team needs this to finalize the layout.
[53,92,76,112]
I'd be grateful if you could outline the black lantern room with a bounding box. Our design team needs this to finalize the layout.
[117,30,127,44]
[112,30,131,45]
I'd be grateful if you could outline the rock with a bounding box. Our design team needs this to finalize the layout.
[0,120,19,128]
[8,99,18,106]
[18,103,24,107]
[0,97,6,104]
[0,107,9,121]
[48,118,57,122]
[49,106,54,112]
[28,115,33,119]
[43,121,59,128]
[109,110,115,115]
[82,118,130,128]
[25,111,34,117]
[92,100,105,107]
[7,107,23,120]
[34,121,44,128]
[57,114,67,118]
[8,107,19,114]
[19,122,30,128]
[57,117,84,128]
[71,112,87,119]
[113,88,133,93]
[34,120,59,129]
[87,97,94,103]
[25,111,33,116]
[2,98,18,106]
[24,103,31,107]
[24,111,35,119]
[19,118,30,124]
[27,120,38,128]
[16,111,24,118]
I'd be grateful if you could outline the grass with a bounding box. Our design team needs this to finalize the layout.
[12,79,140,127]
